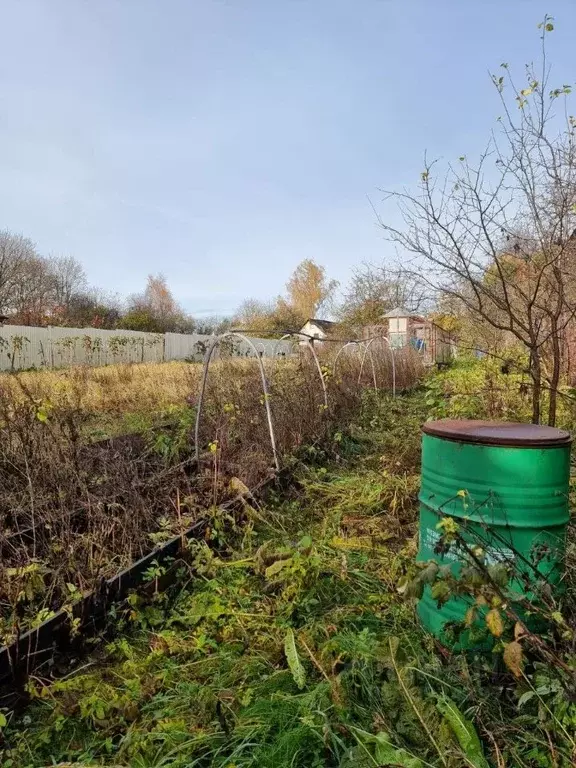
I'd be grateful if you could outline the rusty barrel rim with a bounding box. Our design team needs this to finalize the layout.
[422,419,572,447]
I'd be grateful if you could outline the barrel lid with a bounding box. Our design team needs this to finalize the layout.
[422,419,572,447]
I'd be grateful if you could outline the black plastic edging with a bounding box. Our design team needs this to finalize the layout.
[0,519,206,699]
[0,459,285,709]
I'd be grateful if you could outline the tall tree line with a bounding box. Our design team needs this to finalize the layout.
[0,230,226,334]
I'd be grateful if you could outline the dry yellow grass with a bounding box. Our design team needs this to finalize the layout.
[0,361,200,415]
[0,347,422,419]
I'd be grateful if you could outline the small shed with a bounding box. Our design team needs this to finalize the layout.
[382,307,453,365]
[299,318,335,344]
[382,307,426,349]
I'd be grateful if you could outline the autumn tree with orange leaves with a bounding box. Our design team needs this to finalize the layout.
[122,273,193,333]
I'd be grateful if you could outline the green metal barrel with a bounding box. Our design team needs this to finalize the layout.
[417,420,571,645]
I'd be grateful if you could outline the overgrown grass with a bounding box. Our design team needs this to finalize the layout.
[3,360,576,767]
[4,389,575,767]
[0,348,419,645]
[2,393,432,767]
[0,361,197,426]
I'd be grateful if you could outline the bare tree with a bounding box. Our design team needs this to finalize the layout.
[0,231,43,317]
[338,264,429,330]
[65,288,123,328]
[377,18,576,425]
[47,255,88,312]
[10,255,55,325]
[232,298,276,332]
[195,315,232,335]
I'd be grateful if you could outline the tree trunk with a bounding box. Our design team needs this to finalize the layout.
[548,380,558,427]
[530,350,542,425]
[547,319,561,427]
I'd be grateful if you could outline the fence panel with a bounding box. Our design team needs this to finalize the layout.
[0,325,295,371]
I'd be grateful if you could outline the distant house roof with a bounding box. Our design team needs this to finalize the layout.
[303,318,335,332]
[382,307,423,319]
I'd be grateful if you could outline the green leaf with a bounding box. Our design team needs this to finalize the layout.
[350,729,424,767]
[436,695,489,768]
[373,732,424,767]
[545,22,554,31]
[284,629,306,690]
[264,558,291,579]
[488,563,509,587]
[430,580,451,605]
[0,712,6,728]
[518,690,536,707]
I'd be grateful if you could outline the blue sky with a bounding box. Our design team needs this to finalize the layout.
[1,1,575,316]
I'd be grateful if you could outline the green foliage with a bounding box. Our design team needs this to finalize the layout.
[4,388,576,768]
[149,404,197,461]
[344,728,425,767]
[424,356,576,430]
[424,357,532,422]
[284,628,307,689]
[2,393,431,768]
[118,308,165,333]
[435,696,489,768]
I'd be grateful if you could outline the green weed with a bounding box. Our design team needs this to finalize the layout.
[3,389,576,768]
